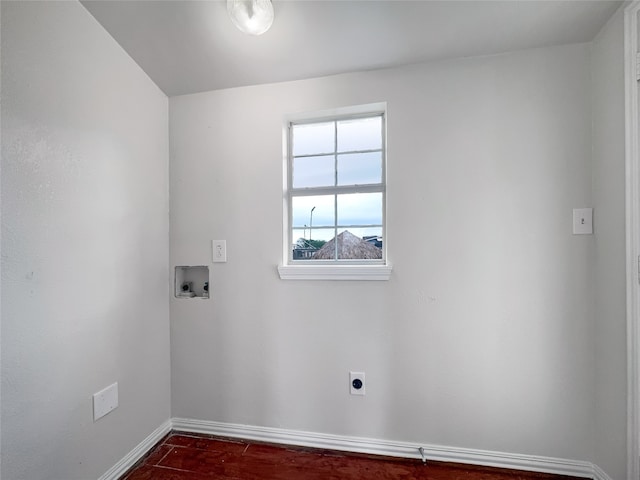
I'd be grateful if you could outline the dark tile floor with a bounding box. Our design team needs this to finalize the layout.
[121,432,585,480]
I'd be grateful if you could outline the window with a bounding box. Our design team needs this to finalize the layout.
[279,104,392,281]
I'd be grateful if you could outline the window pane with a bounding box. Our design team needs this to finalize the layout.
[292,228,336,244]
[337,192,382,226]
[337,227,382,243]
[293,155,335,188]
[291,195,334,229]
[335,228,383,260]
[292,228,336,260]
[337,152,382,186]
[305,228,336,242]
[337,116,382,152]
[292,229,307,245]
[291,229,327,260]
[292,122,335,156]
[310,229,337,260]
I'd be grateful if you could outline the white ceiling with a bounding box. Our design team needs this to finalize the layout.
[81,0,622,97]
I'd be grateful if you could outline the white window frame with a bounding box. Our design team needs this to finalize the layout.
[278,103,392,281]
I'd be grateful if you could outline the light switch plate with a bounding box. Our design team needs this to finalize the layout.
[93,382,118,421]
[212,240,227,263]
[573,208,593,235]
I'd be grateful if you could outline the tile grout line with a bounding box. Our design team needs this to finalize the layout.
[151,443,175,467]
[148,464,204,474]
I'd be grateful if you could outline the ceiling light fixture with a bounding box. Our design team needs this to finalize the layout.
[227,0,274,36]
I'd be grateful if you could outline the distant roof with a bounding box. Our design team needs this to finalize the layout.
[313,231,382,260]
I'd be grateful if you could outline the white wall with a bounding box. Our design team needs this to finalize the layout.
[591,6,628,480]
[170,43,596,462]
[1,2,170,479]
[1,3,4,479]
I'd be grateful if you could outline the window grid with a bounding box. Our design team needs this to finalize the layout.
[287,112,386,264]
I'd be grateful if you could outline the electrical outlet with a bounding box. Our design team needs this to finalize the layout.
[350,371,365,395]
[93,382,118,421]
[212,240,227,263]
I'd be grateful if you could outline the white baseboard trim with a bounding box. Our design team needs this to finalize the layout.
[171,417,597,479]
[97,419,172,480]
[97,417,613,480]
[591,464,614,480]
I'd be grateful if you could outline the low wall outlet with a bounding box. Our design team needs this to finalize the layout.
[350,371,365,395]
[93,382,118,421]
[573,208,593,235]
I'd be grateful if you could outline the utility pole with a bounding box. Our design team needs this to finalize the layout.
[309,206,316,243]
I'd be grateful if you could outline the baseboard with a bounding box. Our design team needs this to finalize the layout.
[97,419,172,480]
[98,417,613,480]
[591,464,614,480]
[171,417,596,479]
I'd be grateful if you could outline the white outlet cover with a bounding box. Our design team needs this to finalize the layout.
[350,371,365,395]
[573,208,593,235]
[93,382,118,421]
[212,240,227,263]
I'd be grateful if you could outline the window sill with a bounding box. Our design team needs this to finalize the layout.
[277,264,392,281]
